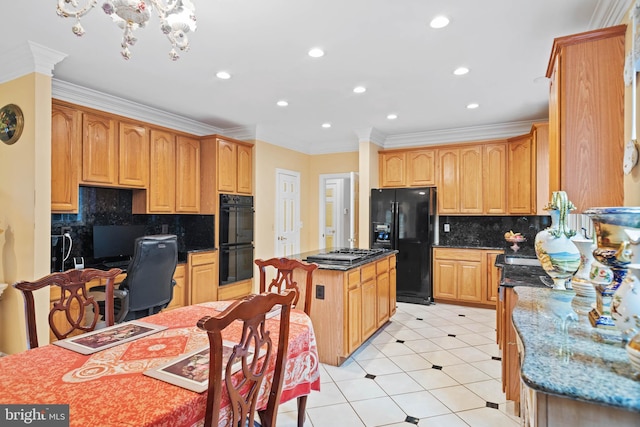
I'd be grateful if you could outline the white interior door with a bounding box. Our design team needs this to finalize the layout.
[324,180,339,249]
[275,169,300,257]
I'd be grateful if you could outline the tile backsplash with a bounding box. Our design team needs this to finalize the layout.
[51,187,214,270]
[437,214,594,257]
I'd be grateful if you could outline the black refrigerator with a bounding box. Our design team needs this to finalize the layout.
[370,187,436,305]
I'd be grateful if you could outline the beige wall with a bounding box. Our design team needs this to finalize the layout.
[0,73,52,354]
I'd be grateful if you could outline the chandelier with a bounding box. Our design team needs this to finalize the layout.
[56,0,197,60]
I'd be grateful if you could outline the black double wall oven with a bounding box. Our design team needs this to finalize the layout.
[219,194,254,286]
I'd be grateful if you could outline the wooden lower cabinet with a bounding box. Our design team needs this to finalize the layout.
[188,251,218,304]
[433,247,501,307]
[165,263,186,310]
[218,279,252,301]
[310,254,396,366]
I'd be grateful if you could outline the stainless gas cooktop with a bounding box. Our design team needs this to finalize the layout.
[305,248,386,265]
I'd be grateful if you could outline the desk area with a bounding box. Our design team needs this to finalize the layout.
[0,301,320,426]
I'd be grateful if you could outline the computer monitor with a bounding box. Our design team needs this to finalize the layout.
[92,225,147,260]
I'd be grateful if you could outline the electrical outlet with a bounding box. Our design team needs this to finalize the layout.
[315,284,325,300]
[61,226,71,235]
[444,223,450,232]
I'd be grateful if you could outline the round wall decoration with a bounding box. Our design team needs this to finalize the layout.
[0,103,24,145]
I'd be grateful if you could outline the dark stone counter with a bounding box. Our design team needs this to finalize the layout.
[495,253,550,288]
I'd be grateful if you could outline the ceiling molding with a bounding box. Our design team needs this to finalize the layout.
[223,126,257,141]
[355,127,387,146]
[589,0,633,28]
[52,79,223,136]
[0,41,66,84]
[383,120,541,149]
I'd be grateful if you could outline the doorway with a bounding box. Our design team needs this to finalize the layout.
[319,172,358,249]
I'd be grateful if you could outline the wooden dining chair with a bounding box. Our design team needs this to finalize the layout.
[13,268,122,349]
[254,257,317,427]
[197,290,296,427]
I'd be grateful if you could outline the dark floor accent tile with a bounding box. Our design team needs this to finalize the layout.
[486,401,499,409]
[432,365,443,370]
[396,339,405,343]
[447,334,456,337]
[492,356,502,361]
[416,317,423,321]
[458,314,466,317]
[365,373,376,380]
[405,415,419,424]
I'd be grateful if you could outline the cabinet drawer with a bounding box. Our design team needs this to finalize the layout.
[189,251,216,266]
[347,270,360,289]
[433,248,482,261]
[376,258,389,274]
[361,264,376,282]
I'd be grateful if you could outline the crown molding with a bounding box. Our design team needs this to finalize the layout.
[383,120,540,149]
[0,41,66,84]
[589,0,633,28]
[355,127,387,146]
[223,126,257,141]
[52,79,222,136]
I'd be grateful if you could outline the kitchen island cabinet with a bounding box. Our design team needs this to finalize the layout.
[292,251,397,366]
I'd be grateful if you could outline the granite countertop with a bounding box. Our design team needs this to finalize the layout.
[512,286,640,412]
[432,244,504,251]
[495,253,550,288]
[288,249,399,271]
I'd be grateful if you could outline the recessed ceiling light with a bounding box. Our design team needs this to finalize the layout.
[216,71,231,80]
[308,48,325,58]
[277,100,289,107]
[321,123,331,128]
[430,16,450,29]
[387,114,398,120]
[453,67,469,75]
[353,86,366,94]
[466,103,479,109]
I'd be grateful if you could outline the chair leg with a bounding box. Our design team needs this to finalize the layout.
[297,395,308,427]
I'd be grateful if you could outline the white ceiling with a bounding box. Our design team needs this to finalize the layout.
[0,0,631,154]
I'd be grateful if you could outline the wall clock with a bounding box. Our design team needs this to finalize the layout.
[0,103,24,145]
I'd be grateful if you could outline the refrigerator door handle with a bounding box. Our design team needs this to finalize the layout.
[393,201,400,249]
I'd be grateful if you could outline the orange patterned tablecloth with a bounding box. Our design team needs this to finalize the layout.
[0,302,321,426]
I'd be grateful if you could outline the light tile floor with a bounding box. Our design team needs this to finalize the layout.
[277,302,521,427]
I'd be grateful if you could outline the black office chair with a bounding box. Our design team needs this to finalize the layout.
[95,234,178,323]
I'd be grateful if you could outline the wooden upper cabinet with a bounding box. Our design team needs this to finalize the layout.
[81,112,117,185]
[118,122,149,188]
[175,136,201,212]
[217,139,236,193]
[407,149,436,186]
[437,145,482,214]
[51,103,81,212]
[148,129,176,212]
[508,134,534,214]
[533,123,550,215]
[214,136,253,194]
[483,143,507,214]
[459,146,483,214]
[380,152,406,187]
[437,148,460,214]
[236,143,253,194]
[546,25,625,212]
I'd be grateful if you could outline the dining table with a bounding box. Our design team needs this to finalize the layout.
[0,300,321,426]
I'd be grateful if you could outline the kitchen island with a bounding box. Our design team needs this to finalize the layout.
[289,248,398,366]
[513,286,640,426]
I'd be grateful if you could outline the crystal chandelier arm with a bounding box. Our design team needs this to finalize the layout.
[56,0,99,18]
